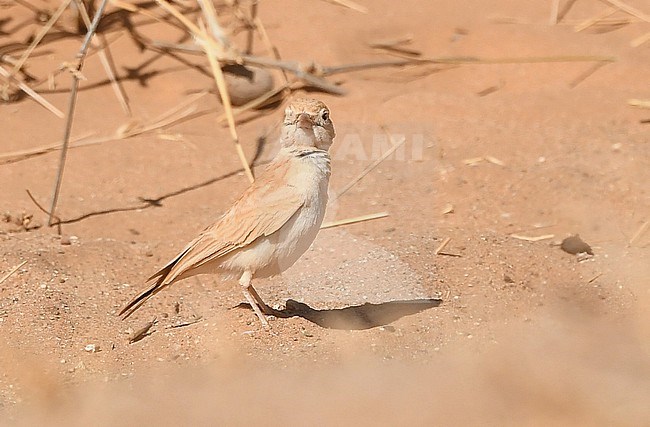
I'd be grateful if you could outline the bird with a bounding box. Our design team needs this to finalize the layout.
[120,98,335,327]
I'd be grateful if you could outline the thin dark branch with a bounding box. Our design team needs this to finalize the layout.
[48,0,109,229]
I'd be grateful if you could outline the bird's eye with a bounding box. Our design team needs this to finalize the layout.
[320,109,330,122]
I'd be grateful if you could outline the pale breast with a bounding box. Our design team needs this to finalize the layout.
[251,151,330,278]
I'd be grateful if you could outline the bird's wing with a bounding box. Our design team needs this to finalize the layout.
[163,192,303,282]
[159,158,303,285]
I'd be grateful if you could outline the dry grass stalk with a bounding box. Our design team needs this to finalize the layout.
[463,156,505,166]
[0,65,64,117]
[332,135,407,201]
[574,7,618,31]
[197,0,230,48]
[320,212,388,229]
[0,132,93,164]
[485,156,505,166]
[628,99,650,108]
[510,233,555,242]
[0,261,27,286]
[463,157,484,166]
[569,61,608,88]
[476,85,501,97]
[154,0,234,59]
[550,0,561,25]
[587,272,604,284]
[369,35,421,57]
[73,0,131,115]
[631,31,650,47]
[441,203,454,215]
[598,0,650,23]
[629,220,649,246]
[557,0,579,22]
[568,17,636,26]
[323,0,368,13]
[0,92,208,165]
[434,237,452,255]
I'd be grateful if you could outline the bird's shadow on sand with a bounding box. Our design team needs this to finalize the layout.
[238,298,442,330]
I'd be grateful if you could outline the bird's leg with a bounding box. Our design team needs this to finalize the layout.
[239,271,269,327]
[247,284,277,315]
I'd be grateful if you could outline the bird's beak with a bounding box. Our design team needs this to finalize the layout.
[296,113,312,129]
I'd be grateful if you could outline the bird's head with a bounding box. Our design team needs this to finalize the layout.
[281,98,335,150]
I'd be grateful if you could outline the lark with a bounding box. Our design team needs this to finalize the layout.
[120,98,335,326]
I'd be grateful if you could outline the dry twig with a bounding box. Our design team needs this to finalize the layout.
[321,212,389,229]
[0,92,208,165]
[323,0,368,13]
[629,220,649,246]
[48,0,110,228]
[597,0,650,23]
[587,273,604,284]
[628,99,650,109]
[510,233,555,242]
[73,0,131,115]
[550,0,561,25]
[434,237,452,255]
[0,261,27,286]
[557,0,579,22]
[631,31,650,47]
[574,7,618,31]
[569,61,608,88]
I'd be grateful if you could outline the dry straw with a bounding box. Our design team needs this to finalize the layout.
[0,261,27,286]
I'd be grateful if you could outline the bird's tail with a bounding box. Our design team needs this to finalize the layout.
[119,265,173,319]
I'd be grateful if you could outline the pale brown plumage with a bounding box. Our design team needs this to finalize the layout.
[120,98,335,325]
